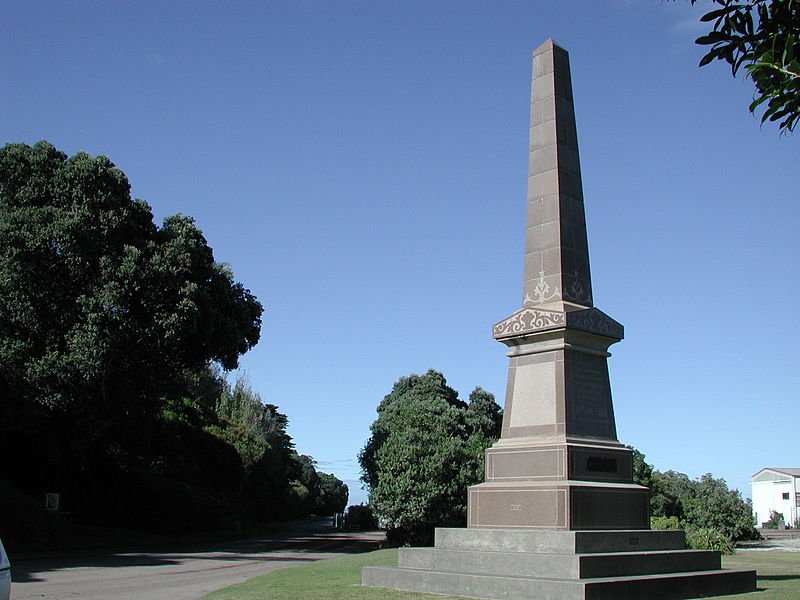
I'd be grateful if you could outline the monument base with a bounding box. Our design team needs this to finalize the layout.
[468,440,650,530]
[363,528,756,600]
[468,480,650,530]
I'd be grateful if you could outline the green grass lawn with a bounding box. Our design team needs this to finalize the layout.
[724,551,800,599]
[203,548,800,600]
[202,549,445,600]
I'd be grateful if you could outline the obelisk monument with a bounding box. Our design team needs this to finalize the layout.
[467,38,649,531]
[363,40,756,599]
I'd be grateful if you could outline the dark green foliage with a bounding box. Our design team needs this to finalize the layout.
[346,504,377,529]
[0,141,271,534]
[0,141,343,535]
[683,0,800,133]
[114,473,231,534]
[359,370,502,546]
[683,473,759,542]
[633,449,759,544]
[0,480,57,550]
[296,454,321,498]
[465,387,504,440]
[208,374,348,521]
[0,141,262,462]
[292,457,349,516]
[209,374,302,519]
[315,472,349,516]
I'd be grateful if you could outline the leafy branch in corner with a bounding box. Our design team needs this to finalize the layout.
[685,0,800,133]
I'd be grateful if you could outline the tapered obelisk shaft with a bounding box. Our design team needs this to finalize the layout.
[524,39,592,310]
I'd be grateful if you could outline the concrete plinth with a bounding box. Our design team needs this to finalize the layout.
[363,528,756,600]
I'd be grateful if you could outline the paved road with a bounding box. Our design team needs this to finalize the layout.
[11,519,384,600]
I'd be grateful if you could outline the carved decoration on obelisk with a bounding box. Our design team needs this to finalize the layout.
[467,39,649,531]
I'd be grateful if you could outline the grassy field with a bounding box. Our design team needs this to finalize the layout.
[724,551,800,599]
[203,548,800,600]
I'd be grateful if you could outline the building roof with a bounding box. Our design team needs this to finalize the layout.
[752,467,800,478]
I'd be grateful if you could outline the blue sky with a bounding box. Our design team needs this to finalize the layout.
[3,1,798,506]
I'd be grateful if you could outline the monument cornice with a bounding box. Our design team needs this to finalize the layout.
[492,306,565,339]
[493,306,624,342]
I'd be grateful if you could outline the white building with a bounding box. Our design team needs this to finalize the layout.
[751,468,800,528]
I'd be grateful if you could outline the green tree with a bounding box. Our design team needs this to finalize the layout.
[680,0,800,133]
[315,472,349,516]
[683,473,759,541]
[209,374,300,518]
[465,386,503,439]
[0,141,262,491]
[631,447,656,488]
[630,448,758,543]
[359,370,501,546]
[654,469,695,518]
[630,449,686,517]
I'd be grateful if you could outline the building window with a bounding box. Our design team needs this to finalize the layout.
[783,492,790,500]
[796,493,800,507]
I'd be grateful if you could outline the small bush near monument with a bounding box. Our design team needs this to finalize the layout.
[651,515,736,554]
[650,515,682,530]
[686,527,736,555]
[764,510,786,529]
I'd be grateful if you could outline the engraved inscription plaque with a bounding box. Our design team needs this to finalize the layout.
[566,352,615,439]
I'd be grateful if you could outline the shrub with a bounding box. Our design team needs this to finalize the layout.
[686,527,735,555]
[763,510,785,529]
[651,515,682,530]
[346,504,377,530]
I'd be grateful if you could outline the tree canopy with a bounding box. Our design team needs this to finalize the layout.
[0,141,262,438]
[0,141,347,544]
[359,370,502,546]
[683,0,800,133]
[632,448,758,543]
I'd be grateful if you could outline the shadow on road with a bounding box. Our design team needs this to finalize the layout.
[12,518,384,584]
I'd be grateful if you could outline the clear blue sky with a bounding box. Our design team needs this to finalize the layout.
[3,1,798,506]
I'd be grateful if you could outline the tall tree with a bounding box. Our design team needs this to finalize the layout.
[209,373,300,516]
[0,141,263,477]
[682,473,758,541]
[359,370,502,546]
[680,0,800,133]
[631,448,758,542]
[315,472,349,516]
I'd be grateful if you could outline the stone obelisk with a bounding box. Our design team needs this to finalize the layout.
[363,39,756,600]
[466,38,648,531]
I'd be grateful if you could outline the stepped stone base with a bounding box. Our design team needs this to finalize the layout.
[362,528,756,600]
